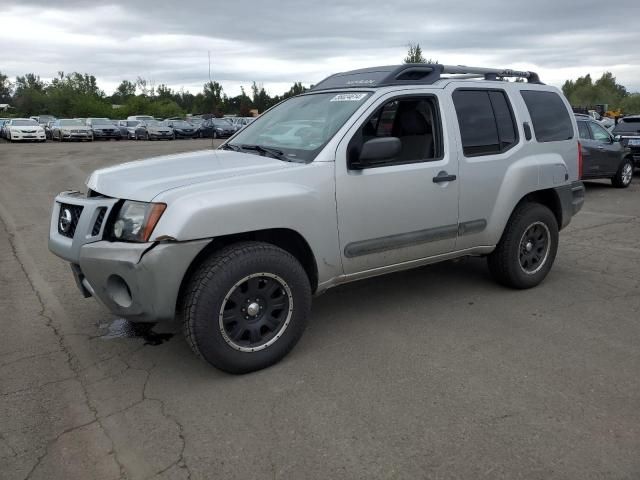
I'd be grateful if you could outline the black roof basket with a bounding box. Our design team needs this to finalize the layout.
[311,63,542,91]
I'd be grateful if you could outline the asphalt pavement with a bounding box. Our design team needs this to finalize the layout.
[1,139,639,479]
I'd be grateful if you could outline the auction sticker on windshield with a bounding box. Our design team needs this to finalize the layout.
[330,93,368,102]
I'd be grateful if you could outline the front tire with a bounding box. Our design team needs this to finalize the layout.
[487,203,559,289]
[182,242,312,374]
[612,158,633,188]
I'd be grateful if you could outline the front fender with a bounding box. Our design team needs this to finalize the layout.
[150,163,343,284]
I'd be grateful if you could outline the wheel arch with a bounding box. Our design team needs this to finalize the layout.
[519,188,564,229]
[176,228,319,317]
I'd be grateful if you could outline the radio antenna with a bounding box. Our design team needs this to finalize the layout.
[208,51,214,149]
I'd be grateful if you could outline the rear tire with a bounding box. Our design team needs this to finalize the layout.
[487,203,559,289]
[611,158,633,188]
[182,241,312,374]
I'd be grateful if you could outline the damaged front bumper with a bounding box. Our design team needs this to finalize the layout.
[49,191,210,323]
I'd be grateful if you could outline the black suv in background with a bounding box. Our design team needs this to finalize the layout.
[576,114,634,188]
[612,115,640,168]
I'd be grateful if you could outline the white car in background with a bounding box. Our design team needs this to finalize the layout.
[5,118,46,142]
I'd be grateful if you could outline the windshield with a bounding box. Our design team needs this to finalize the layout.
[60,119,84,126]
[127,121,139,127]
[613,118,640,134]
[212,119,232,127]
[13,120,39,126]
[146,120,162,127]
[188,118,203,125]
[228,92,372,162]
[172,121,192,128]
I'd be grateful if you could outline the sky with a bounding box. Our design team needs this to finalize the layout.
[2,0,640,98]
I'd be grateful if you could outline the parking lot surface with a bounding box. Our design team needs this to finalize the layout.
[1,139,639,479]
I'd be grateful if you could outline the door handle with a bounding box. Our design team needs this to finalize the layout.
[433,171,457,183]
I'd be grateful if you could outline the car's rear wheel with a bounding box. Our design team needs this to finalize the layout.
[182,242,312,374]
[487,203,559,289]
[612,158,633,188]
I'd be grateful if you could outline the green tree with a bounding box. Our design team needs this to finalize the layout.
[0,72,12,103]
[114,80,136,102]
[403,43,437,64]
[203,80,225,115]
[621,94,640,114]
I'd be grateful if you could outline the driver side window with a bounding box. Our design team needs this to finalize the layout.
[348,96,442,168]
[589,122,611,143]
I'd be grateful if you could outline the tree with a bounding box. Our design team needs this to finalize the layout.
[0,72,12,103]
[203,80,225,115]
[403,43,437,64]
[562,72,628,109]
[115,80,136,101]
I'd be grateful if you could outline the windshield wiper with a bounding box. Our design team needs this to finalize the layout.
[240,144,291,161]
[219,143,242,152]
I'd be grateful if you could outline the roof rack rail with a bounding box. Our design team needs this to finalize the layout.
[311,64,542,91]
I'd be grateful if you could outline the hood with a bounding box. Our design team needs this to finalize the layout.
[148,126,172,132]
[86,149,296,202]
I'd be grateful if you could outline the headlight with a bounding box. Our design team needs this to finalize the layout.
[112,201,166,242]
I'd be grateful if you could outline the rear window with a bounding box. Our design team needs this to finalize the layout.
[452,89,518,156]
[520,90,573,142]
[612,118,640,134]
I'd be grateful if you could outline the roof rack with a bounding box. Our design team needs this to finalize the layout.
[311,64,542,91]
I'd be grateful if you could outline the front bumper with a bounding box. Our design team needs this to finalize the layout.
[61,132,92,140]
[77,239,210,322]
[49,191,210,322]
[149,132,174,139]
[10,133,46,141]
[93,131,121,139]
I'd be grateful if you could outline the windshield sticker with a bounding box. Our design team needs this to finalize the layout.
[330,93,368,102]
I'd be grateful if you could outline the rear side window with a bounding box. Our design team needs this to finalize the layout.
[452,89,518,156]
[577,121,591,140]
[521,90,574,142]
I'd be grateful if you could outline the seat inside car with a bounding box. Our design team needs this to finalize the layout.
[391,101,434,161]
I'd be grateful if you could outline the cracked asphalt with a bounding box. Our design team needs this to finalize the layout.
[1,139,639,479]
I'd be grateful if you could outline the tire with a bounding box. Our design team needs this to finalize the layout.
[487,202,559,289]
[213,131,218,139]
[182,241,312,374]
[611,158,633,188]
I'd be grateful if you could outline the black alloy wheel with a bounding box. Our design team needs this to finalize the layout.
[518,222,550,275]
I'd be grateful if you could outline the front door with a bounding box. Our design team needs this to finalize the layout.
[335,92,459,275]
[588,121,623,176]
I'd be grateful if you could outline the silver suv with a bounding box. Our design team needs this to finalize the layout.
[49,64,585,373]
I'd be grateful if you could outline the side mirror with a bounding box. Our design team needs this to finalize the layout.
[354,137,402,169]
[613,135,621,142]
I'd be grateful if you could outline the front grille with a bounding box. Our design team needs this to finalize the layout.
[58,204,83,238]
[92,207,107,236]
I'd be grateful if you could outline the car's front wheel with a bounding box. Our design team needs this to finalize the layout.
[612,158,633,188]
[182,242,312,374]
[487,202,559,289]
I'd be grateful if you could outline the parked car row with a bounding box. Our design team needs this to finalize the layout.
[1,115,255,142]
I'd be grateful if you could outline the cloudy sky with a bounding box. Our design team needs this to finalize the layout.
[3,0,640,97]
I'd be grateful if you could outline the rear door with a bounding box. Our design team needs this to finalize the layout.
[448,85,521,250]
[577,119,601,176]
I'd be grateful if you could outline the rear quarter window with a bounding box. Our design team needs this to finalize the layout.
[521,90,574,142]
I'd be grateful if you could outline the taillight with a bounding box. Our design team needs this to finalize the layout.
[577,141,583,179]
